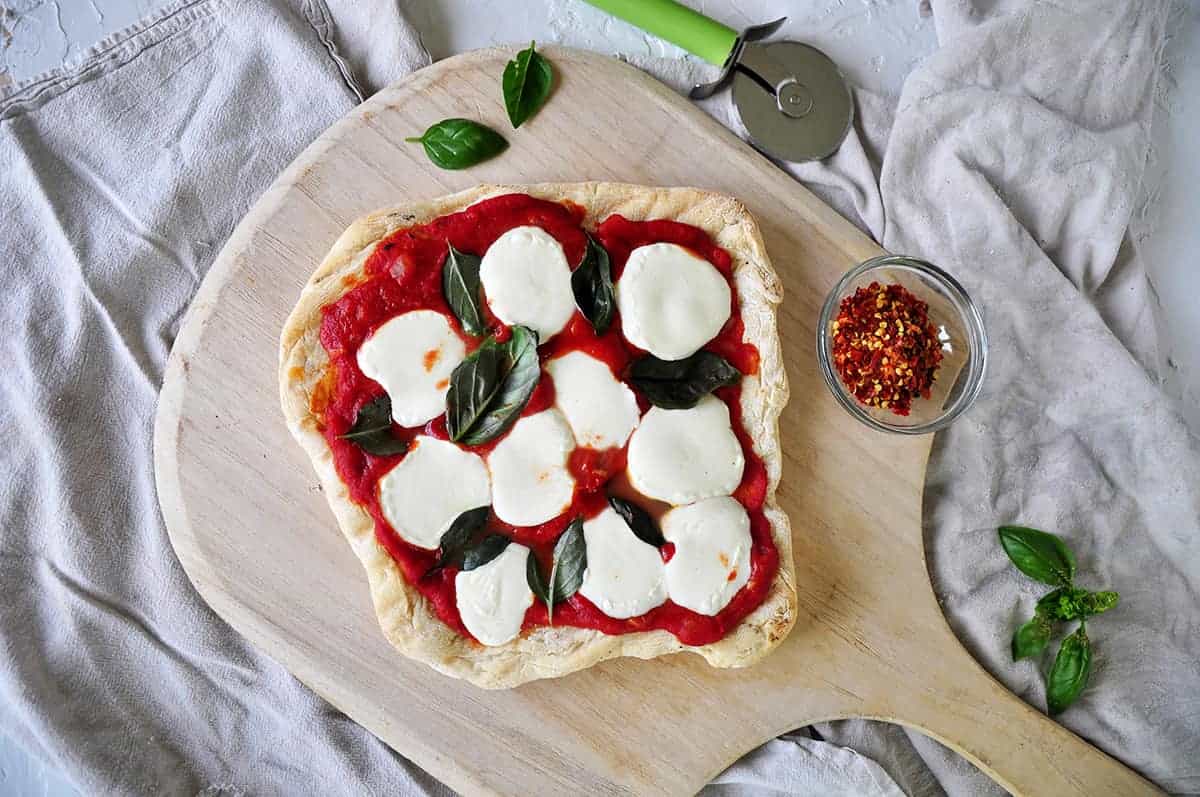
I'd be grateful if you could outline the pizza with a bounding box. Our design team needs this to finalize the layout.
[279,182,795,689]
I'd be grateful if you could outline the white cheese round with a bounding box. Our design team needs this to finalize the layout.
[578,507,668,619]
[356,310,466,427]
[625,395,744,505]
[546,351,641,450]
[615,242,731,361]
[377,436,490,550]
[455,543,535,646]
[479,225,575,342]
[662,496,752,616]
[487,409,577,526]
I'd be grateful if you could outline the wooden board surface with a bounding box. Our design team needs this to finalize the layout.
[153,47,1159,796]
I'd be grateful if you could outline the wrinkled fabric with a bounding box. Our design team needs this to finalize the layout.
[0,1,438,794]
[3,0,1198,795]
[638,0,1199,794]
[706,732,906,797]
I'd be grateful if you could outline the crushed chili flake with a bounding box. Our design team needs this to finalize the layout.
[830,281,943,416]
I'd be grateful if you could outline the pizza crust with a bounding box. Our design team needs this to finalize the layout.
[279,183,795,689]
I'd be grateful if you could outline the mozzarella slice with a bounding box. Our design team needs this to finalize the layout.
[356,310,466,427]
[479,226,575,342]
[615,243,731,361]
[625,395,744,505]
[487,409,576,526]
[662,496,752,615]
[378,436,490,550]
[455,543,535,646]
[578,507,667,619]
[546,351,640,449]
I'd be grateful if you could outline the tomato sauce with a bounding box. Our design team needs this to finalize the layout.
[317,194,777,647]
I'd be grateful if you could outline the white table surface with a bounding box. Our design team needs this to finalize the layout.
[1,0,1197,793]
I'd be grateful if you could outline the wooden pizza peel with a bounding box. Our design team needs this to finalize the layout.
[153,47,1159,796]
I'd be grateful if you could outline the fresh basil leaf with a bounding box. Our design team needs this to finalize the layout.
[608,496,664,548]
[405,119,508,170]
[458,326,541,445]
[629,351,742,410]
[1012,614,1052,661]
[998,526,1077,587]
[1047,625,1092,715]
[502,41,553,128]
[442,243,485,336]
[526,551,550,603]
[529,518,587,623]
[550,517,586,603]
[337,394,409,456]
[1079,590,1118,616]
[446,340,505,442]
[460,534,510,572]
[571,233,614,335]
[428,506,490,573]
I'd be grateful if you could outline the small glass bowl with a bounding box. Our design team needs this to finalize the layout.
[816,255,987,434]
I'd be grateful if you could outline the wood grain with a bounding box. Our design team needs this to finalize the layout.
[153,47,1159,796]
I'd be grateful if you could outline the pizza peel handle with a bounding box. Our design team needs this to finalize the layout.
[855,621,1166,796]
[581,0,737,66]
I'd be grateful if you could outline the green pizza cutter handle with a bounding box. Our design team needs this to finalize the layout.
[581,0,738,67]
[580,0,853,162]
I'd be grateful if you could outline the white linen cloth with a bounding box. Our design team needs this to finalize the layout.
[1,0,1196,795]
[641,1,1200,793]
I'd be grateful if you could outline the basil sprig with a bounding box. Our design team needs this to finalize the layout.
[628,351,742,410]
[442,243,485,336]
[608,496,664,548]
[446,325,540,445]
[337,394,409,456]
[999,525,1118,714]
[405,119,508,170]
[428,506,490,574]
[526,517,586,623]
[571,233,615,335]
[502,41,553,128]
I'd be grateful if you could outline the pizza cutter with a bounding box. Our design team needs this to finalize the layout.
[581,0,854,162]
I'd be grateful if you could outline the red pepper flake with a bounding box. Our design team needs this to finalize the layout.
[830,281,943,416]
